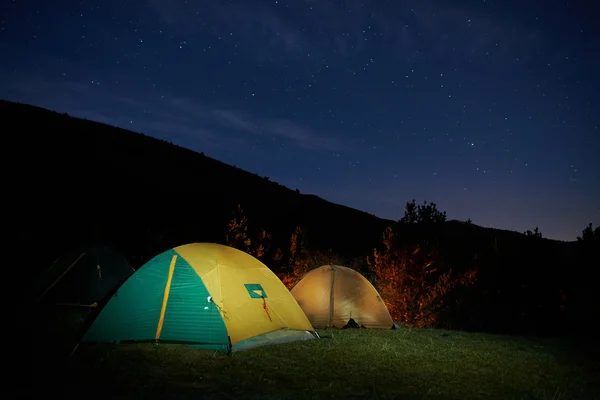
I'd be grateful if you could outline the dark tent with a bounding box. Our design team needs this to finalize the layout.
[35,243,135,308]
[33,243,135,358]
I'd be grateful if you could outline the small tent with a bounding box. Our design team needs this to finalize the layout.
[33,243,135,357]
[82,243,317,353]
[291,265,396,329]
[35,243,135,308]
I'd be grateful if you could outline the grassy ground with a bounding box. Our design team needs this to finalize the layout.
[32,328,599,400]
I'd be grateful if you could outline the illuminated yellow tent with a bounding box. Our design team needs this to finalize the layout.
[82,243,318,353]
[291,265,396,329]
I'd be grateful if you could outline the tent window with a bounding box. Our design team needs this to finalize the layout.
[244,283,268,299]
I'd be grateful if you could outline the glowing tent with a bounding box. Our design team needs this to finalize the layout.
[82,243,317,353]
[290,265,396,329]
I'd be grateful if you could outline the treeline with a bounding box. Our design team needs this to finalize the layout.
[223,201,600,336]
[224,200,477,330]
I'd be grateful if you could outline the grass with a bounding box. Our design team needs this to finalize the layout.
[34,328,598,400]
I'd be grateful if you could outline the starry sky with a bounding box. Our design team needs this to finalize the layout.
[1,0,599,241]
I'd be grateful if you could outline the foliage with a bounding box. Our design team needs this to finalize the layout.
[225,204,272,259]
[368,227,477,328]
[368,201,476,328]
[524,226,543,239]
[278,226,341,289]
[576,223,600,278]
[577,222,600,244]
[225,206,340,288]
[343,255,368,272]
[400,199,447,225]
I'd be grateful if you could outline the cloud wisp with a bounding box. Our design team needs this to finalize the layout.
[166,96,348,152]
[1,74,349,154]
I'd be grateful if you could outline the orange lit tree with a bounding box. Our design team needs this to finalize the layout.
[225,204,272,260]
[367,200,477,328]
[278,226,340,289]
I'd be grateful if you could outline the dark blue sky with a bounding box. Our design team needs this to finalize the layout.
[2,0,598,241]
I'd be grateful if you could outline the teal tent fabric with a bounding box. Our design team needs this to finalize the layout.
[82,249,229,351]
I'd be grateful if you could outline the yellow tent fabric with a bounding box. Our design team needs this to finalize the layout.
[175,243,316,347]
[291,265,395,329]
[83,243,317,352]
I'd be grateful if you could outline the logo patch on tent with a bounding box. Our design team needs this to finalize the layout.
[244,284,267,298]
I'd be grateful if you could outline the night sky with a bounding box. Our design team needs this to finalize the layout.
[1,0,598,241]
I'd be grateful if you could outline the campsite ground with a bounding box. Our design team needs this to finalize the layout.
[36,328,598,399]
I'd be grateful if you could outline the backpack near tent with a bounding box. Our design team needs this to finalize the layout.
[81,243,318,353]
[290,265,398,329]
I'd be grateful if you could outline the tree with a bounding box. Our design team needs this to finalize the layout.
[524,226,543,239]
[400,199,447,225]
[278,226,340,289]
[368,227,476,328]
[368,200,476,328]
[563,223,600,328]
[577,223,599,244]
[575,222,600,273]
[225,204,271,259]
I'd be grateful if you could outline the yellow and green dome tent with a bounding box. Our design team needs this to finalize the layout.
[82,243,317,353]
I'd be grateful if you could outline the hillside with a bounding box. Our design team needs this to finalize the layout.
[9,99,596,337]
[5,98,576,267]
[5,99,394,269]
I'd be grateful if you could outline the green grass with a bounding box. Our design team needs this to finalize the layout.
[37,328,598,399]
